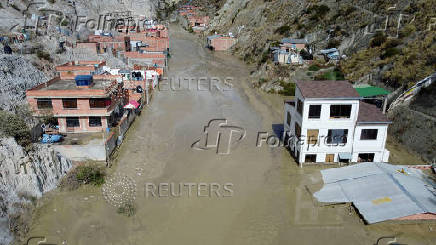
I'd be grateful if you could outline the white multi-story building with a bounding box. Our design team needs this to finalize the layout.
[284,80,391,165]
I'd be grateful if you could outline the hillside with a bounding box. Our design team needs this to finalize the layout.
[169,0,435,161]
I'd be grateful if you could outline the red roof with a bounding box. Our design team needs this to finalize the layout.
[296,80,360,99]
[124,52,166,59]
[357,102,391,123]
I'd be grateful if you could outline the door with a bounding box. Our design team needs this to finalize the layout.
[325,154,335,163]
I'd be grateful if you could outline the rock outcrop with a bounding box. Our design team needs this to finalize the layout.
[0,138,72,245]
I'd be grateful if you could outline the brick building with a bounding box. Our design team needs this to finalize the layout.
[26,75,125,133]
[55,60,106,79]
[207,35,236,51]
[88,35,131,53]
[123,52,167,67]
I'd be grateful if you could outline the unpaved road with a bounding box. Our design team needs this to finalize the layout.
[25,24,435,245]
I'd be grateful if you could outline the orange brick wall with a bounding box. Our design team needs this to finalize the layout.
[211,38,236,51]
[57,116,108,133]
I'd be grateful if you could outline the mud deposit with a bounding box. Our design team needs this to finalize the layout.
[25,24,435,245]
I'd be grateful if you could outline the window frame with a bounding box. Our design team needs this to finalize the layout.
[329,104,352,119]
[62,98,78,109]
[308,104,321,119]
[360,129,378,140]
[358,153,375,162]
[36,98,53,109]
[66,117,80,128]
[286,111,292,126]
[326,129,348,144]
[304,154,317,163]
[297,99,303,115]
[89,117,102,127]
[89,98,110,109]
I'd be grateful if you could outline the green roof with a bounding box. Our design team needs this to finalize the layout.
[355,86,390,97]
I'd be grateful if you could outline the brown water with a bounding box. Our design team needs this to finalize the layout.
[25,24,435,245]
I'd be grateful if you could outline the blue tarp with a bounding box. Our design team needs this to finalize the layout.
[41,134,62,143]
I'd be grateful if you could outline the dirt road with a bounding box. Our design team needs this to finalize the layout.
[25,24,435,245]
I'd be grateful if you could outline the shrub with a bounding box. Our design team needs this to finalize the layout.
[60,19,69,26]
[274,25,291,36]
[60,164,106,190]
[308,64,320,71]
[381,47,401,59]
[279,81,296,96]
[315,68,345,80]
[300,49,313,60]
[47,0,56,3]
[399,24,416,38]
[76,165,105,186]
[308,4,330,21]
[327,39,341,49]
[370,32,386,47]
[117,203,136,217]
[36,50,52,61]
[0,111,31,146]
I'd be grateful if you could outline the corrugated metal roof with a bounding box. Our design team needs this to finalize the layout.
[314,162,436,224]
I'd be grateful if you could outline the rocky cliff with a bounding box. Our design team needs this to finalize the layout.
[0,138,72,245]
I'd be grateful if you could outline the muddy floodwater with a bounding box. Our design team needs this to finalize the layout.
[26,24,435,245]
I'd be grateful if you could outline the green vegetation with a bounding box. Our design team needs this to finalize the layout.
[327,39,341,49]
[308,65,320,71]
[370,32,386,48]
[60,164,106,190]
[315,68,345,81]
[76,165,105,186]
[47,0,56,4]
[117,203,136,217]
[381,47,401,59]
[274,25,291,36]
[60,19,69,26]
[307,4,330,21]
[0,110,31,146]
[279,81,296,96]
[36,50,52,62]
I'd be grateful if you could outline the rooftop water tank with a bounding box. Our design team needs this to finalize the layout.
[75,75,93,86]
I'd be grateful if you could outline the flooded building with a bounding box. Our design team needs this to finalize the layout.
[87,35,132,54]
[284,80,391,165]
[55,60,106,79]
[207,35,236,51]
[26,75,125,133]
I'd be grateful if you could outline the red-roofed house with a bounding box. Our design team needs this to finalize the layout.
[55,60,106,79]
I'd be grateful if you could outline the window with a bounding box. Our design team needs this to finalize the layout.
[297,99,303,115]
[62,99,77,109]
[66,117,80,128]
[294,122,301,137]
[37,98,52,109]
[325,154,335,163]
[327,129,348,144]
[89,117,102,127]
[330,105,352,118]
[360,129,378,140]
[286,112,292,126]
[307,129,319,145]
[308,105,321,119]
[358,153,375,162]
[90,98,110,108]
[305,154,317,163]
